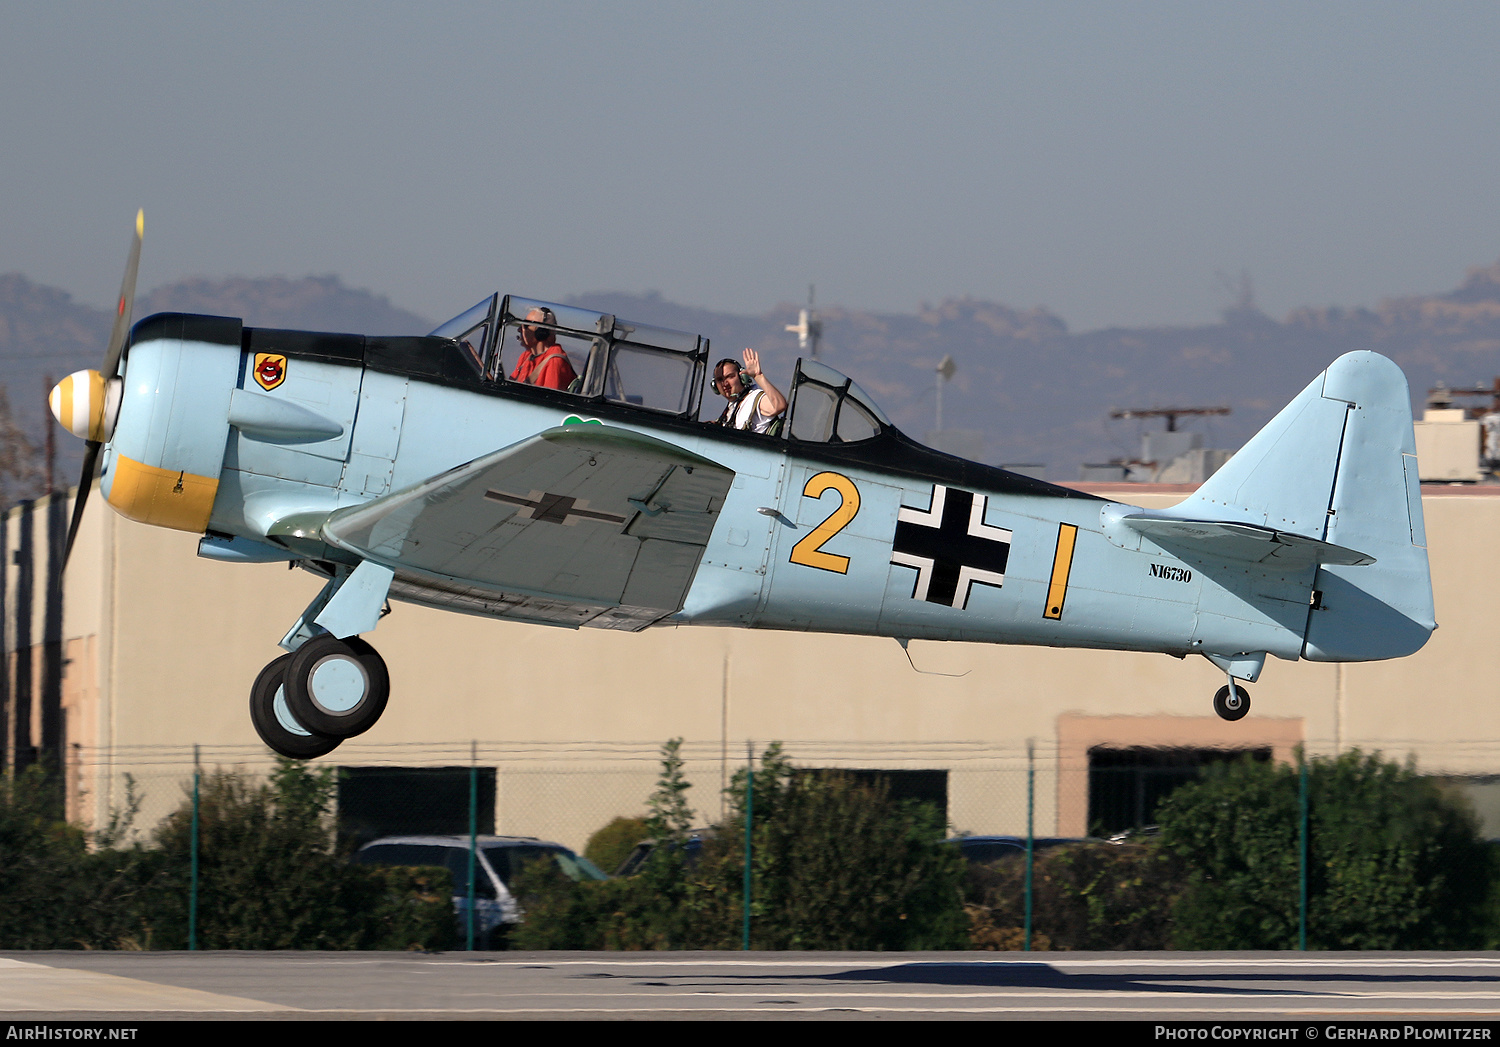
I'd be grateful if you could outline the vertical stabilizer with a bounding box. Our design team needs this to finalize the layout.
[1164,351,1434,661]
[1168,366,1348,538]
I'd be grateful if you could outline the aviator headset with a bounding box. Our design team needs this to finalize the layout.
[712,360,753,397]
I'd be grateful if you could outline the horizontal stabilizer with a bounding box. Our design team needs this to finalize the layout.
[1120,513,1375,568]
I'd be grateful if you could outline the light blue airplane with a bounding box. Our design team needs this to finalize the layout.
[50,215,1435,757]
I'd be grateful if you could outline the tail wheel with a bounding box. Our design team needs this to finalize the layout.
[249,653,341,759]
[284,634,390,739]
[1213,683,1251,722]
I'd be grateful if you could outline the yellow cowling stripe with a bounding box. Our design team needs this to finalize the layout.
[106,454,218,533]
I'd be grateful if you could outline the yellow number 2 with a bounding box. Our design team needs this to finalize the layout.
[789,472,860,574]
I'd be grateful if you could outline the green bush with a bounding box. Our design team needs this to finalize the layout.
[145,759,452,950]
[584,815,649,875]
[964,841,1183,951]
[0,766,165,949]
[722,746,968,950]
[513,741,968,950]
[513,739,707,949]
[0,760,452,950]
[1158,749,1491,950]
[0,766,94,947]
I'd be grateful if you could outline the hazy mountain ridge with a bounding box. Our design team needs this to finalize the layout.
[7,266,1500,489]
[580,271,1500,475]
[0,274,434,488]
[137,275,433,336]
[0,274,111,367]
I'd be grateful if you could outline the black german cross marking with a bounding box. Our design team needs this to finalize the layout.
[485,488,627,526]
[889,484,1013,609]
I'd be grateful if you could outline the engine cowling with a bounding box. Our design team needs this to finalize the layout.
[98,313,243,533]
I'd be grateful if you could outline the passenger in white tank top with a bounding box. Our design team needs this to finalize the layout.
[712,348,786,434]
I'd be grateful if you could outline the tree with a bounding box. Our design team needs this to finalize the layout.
[0,384,45,507]
[510,741,695,949]
[645,737,695,842]
[720,752,969,950]
[1158,749,1491,950]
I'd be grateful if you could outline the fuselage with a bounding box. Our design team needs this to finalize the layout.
[97,313,1322,666]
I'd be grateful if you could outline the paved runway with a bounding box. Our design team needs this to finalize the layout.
[5,952,1500,1020]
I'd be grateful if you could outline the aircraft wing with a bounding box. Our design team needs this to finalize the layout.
[1121,513,1375,568]
[318,424,734,631]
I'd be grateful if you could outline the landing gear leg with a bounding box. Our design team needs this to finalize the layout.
[1213,680,1251,721]
[249,653,342,759]
[279,560,396,653]
[1203,652,1263,722]
[253,559,396,755]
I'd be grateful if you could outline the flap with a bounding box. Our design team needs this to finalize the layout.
[1121,513,1375,568]
[318,424,734,629]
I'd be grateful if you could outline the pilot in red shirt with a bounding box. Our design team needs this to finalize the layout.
[509,307,578,390]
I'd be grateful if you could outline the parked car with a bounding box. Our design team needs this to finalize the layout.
[613,829,714,876]
[352,835,607,948]
[1105,825,1161,844]
[946,835,1109,864]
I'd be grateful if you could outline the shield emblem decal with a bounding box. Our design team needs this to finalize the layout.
[253,353,287,390]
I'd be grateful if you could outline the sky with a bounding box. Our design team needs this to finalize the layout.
[4,1,1500,332]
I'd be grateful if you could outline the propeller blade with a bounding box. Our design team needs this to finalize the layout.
[60,210,143,572]
[100,209,143,380]
[61,439,102,569]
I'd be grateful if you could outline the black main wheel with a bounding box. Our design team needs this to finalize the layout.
[284,634,391,739]
[249,653,342,759]
[1213,683,1251,722]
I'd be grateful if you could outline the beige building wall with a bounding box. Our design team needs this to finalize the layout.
[6,483,1497,852]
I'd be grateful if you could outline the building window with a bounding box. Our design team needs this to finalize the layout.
[1087,747,1270,836]
[337,766,496,848]
[804,768,948,823]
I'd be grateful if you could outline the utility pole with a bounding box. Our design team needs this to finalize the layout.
[1427,379,1500,415]
[935,355,956,434]
[1105,405,1232,482]
[43,374,55,493]
[1108,406,1230,432]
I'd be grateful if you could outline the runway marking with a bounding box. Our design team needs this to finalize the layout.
[415,957,1500,969]
[0,958,285,1012]
[388,990,1500,1000]
[13,954,1500,1019]
[128,1005,1500,1016]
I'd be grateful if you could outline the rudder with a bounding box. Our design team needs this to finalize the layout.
[1302,352,1433,660]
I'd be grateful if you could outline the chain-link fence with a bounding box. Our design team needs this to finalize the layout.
[61,739,1097,855]
[60,735,1500,856]
[14,735,1500,951]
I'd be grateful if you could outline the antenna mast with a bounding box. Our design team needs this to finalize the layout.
[785,284,822,358]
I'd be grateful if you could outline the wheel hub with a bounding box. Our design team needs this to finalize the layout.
[307,655,371,714]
